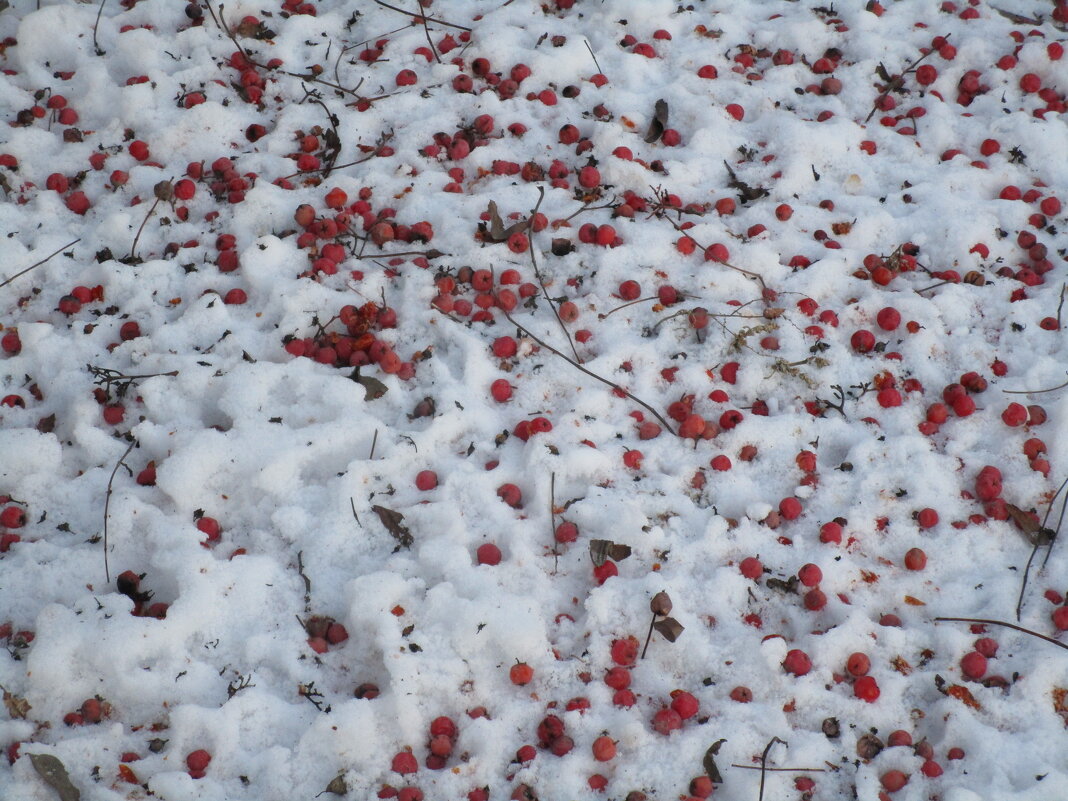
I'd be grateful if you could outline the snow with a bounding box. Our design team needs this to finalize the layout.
[0,0,1067,799]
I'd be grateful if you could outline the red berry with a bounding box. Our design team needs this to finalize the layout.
[798,563,822,587]
[476,543,502,565]
[904,547,927,570]
[960,651,987,680]
[509,662,533,685]
[853,675,880,702]
[851,330,876,353]
[739,557,763,579]
[783,648,812,676]
[916,508,939,529]
[729,686,752,703]
[611,636,639,665]
[652,707,683,735]
[669,690,699,719]
[880,770,908,792]
[391,751,418,774]
[876,307,901,331]
[555,521,578,543]
[186,749,212,773]
[820,521,843,544]
[591,736,616,761]
[846,652,871,676]
[1052,606,1068,631]
[1001,402,1027,426]
[497,483,522,508]
[804,588,827,611]
[415,470,438,491]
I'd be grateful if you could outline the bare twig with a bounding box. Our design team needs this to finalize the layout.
[1002,373,1068,394]
[526,187,582,364]
[1015,473,1068,618]
[296,550,312,613]
[502,310,678,436]
[371,0,472,31]
[103,438,137,582]
[350,497,361,528]
[92,0,107,55]
[128,197,162,261]
[935,616,1068,652]
[0,239,81,290]
[865,37,948,123]
[550,472,559,574]
[416,5,441,63]
[731,764,824,772]
[758,737,787,801]
[583,39,602,74]
[1057,282,1067,330]
[369,429,379,459]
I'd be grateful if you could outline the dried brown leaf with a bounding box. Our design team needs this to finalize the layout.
[946,684,981,710]
[1006,503,1055,546]
[355,374,389,401]
[644,99,669,143]
[702,739,726,783]
[3,688,30,719]
[652,616,684,642]
[589,539,632,566]
[30,753,80,801]
[372,505,413,550]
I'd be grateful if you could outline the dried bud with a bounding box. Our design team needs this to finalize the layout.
[650,591,673,616]
[963,270,986,286]
[856,733,884,760]
[822,717,840,738]
[153,180,174,202]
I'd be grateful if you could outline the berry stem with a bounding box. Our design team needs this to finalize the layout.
[370,0,473,32]
[640,612,656,659]
[758,737,787,801]
[525,187,583,365]
[103,437,138,583]
[127,197,162,261]
[934,616,1068,652]
[1002,374,1068,394]
[0,238,81,290]
[92,0,107,56]
[502,310,679,436]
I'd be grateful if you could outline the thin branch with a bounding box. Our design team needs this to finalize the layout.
[128,197,162,261]
[731,764,824,772]
[1002,374,1068,394]
[865,37,948,123]
[502,310,678,436]
[550,472,559,574]
[371,0,472,31]
[526,187,583,364]
[758,737,787,801]
[350,497,362,528]
[369,429,379,459]
[92,0,107,55]
[0,239,81,290]
[583,38,602,74]
[417,5,441,63]
[1057,282,1067,330]
[103,438,137,583]
[296,550,312,613]
[934,617,1068,652]
[1039,474,1068,569]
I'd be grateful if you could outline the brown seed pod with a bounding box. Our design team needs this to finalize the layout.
[856,733,884,760]
[153,181,174,202]
[963,270,986,286]
[650,591,673,616]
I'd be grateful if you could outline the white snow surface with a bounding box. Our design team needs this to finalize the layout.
[0,0,1066,799]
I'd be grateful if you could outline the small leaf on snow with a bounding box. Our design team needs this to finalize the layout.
[903,595,925,606]
[891,656,912,675]
[30,753,80,801]
[321,774,348,795]
[355,375,389,401]
[1052,687,1068,725]
[1005,503,1054,546]
[644,99,669,143]
[652,616,684,642]
[372,505,413,550]
[589,539,631,566]
[702,738,726,783]
[946,684,981,710]
[3,688,30,719]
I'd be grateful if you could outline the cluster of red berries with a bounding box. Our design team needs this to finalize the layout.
[284,302,413,378]
[304,615,349,654]
[0,502,25,552]
[433,266,526,323]
[652,689,700,735]
[116,570,169,618]
[225,49,283,107]
[62,697,108,727]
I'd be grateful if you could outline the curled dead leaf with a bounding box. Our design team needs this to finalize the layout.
[651,616,684,642]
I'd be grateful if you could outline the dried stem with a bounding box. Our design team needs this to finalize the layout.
[1057,282,1067,330]
[128,198,162,261]
[583,39,602,74]
[758,737,787,801]
[526,187,582,364]
[0,239,81,290]
[934,616,1068,652]
[1003,374,1068,394]
[369,429,379,459]
[550,472,559,573]
[92,0,107,55]
[731,764,824,772]
[371,0,472,31]
[416,5,441,63]
[103,438,137,583]
[349,497,361,528]
[640,613,656,659]
[1016,473,1068,618]
[296,550,312,613]
[865,36,948,123]
[502,311,678,436]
